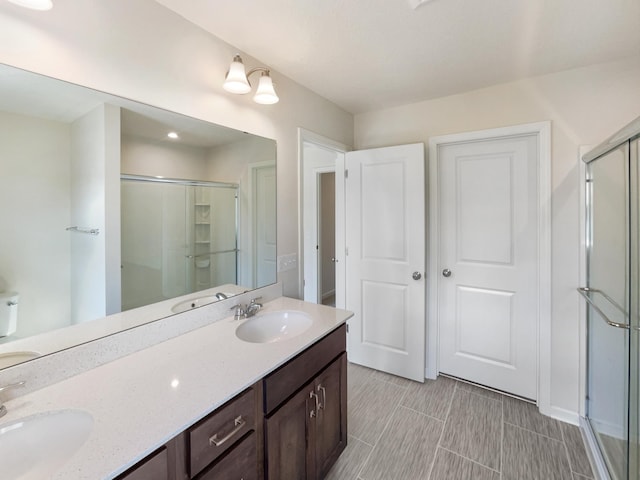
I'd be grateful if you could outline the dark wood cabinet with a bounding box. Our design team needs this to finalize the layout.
[265,379,316,480]
[314,354,347,480]
[116,324,347,480]
[115,444,176,480]
[263,325,347,480]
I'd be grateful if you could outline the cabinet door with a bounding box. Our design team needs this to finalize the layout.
[315,353,347,479]
[265,380,316,480]
[116,447,170,480]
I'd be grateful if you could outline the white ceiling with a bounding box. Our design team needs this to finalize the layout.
[155,0,640,114]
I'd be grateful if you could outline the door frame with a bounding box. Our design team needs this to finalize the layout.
[298,128,349,307]
[428,122,552,410]
[246,160,276,289]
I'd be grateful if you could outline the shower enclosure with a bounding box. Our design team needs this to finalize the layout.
[580,117,640,480]
[120,175,238,311]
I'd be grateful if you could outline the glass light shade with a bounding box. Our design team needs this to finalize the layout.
[253,73,279,105]
[223,56,251,94]
[7,0,53,10]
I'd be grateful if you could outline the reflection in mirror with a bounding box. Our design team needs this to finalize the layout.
[0,63,277,368]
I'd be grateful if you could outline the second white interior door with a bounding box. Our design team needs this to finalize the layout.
[437,134,539,400]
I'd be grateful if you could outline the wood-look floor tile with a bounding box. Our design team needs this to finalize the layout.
[325,435,372,480]
[561,423,594,478]
[456,380,504,402]
[348,377,406,445]
[359,406,442,480]
[439,389,502,470]
[503,395,563,440]
[400,375,456,420]
[573,473,593,480]
[429,448,500,480]
[369,369,414,388]
[503,423,573,480]
[347,362,373,398]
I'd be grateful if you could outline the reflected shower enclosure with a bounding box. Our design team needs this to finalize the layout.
[121,176,238,311]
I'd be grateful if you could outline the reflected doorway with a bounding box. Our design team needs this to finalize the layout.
[319,172,336,306]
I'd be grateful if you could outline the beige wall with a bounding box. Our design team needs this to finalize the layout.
[354,56,640,414]
[0,0,353,297]
[0,111,72,338]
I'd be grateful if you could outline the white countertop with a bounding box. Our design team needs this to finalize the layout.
[1,297,352,479]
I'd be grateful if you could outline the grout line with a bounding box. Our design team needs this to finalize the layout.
[504,421,565,443]
[347,433,374,448]
[438,446,502,474]
[398,404,447,424]
[426,379,457,480]
[500,392,504,479]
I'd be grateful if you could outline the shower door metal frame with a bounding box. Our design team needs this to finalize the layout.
[580,118,640,480]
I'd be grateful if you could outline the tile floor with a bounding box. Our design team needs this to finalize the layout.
[326,363,595,480]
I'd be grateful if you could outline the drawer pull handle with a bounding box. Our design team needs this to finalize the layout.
[317,385,326,410]
[209,416,246,447]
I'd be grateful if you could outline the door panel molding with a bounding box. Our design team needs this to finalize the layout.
[428,122,551,409]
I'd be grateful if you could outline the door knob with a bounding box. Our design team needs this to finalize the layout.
[412,271,422,280]
[331,257,338,263]
[442,269,452,277]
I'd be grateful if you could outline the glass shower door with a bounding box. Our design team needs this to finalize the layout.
[585,142,630,480]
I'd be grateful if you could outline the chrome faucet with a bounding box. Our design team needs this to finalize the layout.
[215,292,228,300]
[0,381,25,418]
[230,297,263,320]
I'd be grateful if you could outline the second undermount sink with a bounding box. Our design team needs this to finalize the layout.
[0,409,93,480]
[0,351,40,369]
[236,310,313,343]
[171,293,235,313]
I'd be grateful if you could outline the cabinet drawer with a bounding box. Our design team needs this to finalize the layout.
[189,387,256,478]
[116,447,169,480]
[264,324,346,414]
[198,432,258,480]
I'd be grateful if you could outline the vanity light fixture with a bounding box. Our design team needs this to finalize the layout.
[7,0,53,10]
[223,54,279,105]
[167,131,179,140]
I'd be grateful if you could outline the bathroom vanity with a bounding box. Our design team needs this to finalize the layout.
[117,325,346,480]
[0,294,351,480]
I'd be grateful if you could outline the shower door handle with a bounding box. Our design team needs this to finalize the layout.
[577,287,630,330]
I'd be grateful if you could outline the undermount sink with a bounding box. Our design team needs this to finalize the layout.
[0,351,40,369]
[171,293,235,313]
[235,310,313,343]
[0,410,93,480]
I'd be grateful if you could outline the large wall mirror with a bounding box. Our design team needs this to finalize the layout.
[0,63,277,368]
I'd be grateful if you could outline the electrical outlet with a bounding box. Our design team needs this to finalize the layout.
[277,253,298,272]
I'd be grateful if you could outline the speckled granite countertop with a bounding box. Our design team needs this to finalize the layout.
[1,297,352,479]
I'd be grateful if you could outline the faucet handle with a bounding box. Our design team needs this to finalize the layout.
[250,296,263,305]
[230,303,246,320]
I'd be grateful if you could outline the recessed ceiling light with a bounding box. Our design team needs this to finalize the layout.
[7,0,53,10]
[167,132,179,140]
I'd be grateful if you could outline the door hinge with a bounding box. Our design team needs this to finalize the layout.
[345,169,349,179]
[346,323,349,333]
[345,247,349,256]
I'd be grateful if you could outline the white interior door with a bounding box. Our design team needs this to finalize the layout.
[346,143,425,382]
[438,134,538,400]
